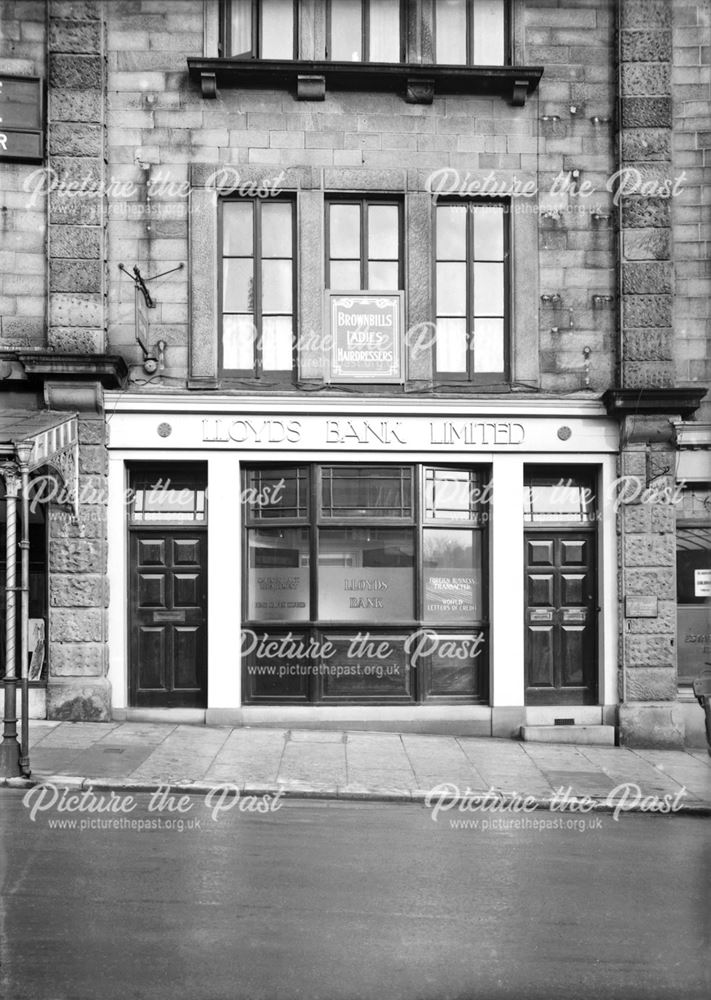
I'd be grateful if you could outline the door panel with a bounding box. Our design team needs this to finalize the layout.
[525,532,597,705]
[130,531,207,707]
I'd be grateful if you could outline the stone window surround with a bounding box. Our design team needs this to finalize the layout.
[188,165,539,390]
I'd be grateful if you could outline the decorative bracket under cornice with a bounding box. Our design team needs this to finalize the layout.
[602,387,708,421]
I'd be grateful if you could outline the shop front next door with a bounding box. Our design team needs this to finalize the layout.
[129,531,207,708]
[524,532,597,705]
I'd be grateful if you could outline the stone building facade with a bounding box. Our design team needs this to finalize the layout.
[0,0,708,749]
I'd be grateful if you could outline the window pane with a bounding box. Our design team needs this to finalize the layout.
[318,527,414,622]
[472,317,504,372]
[437,205,467,260]
[261,258,292,313]
[223,258,254,312]
[436,0,467,63]
[330,0,362,60]
[437,262,466,315]
[223,314,255,370]
[247,527,310,621]
[425,468,481,521]
[132,478,206,523]
[321,466,413,518]
[473,0,505,65]
[368,260,399,290]
[435,317,467,373]
[245,466,309,520]
[230,0,252,55]
[369,0,400,61]
[473,204,504,259]
[330,204,361,258]
[368,204,399,260]
[423,528,482,622]
[262,315,293,370]
[473,262,504,315]
[523,476,596,523]
[261,202,293,257]
[330,260,361,289]
[261,0,294,58]
[223,201,253,256]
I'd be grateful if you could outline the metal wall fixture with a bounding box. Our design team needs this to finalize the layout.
[540,294,562,304]
[590,115,611,125]
[591,210,611,222]
[592,295,615,309]
[540,114,560,122]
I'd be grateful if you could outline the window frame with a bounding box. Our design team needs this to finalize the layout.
[219,195,297,381]
[325,196,404,293]
[242,463,490,705]
[433,0,511,67]
[433,197,511,385]
[220,0,299,59]
[326,0,405,63]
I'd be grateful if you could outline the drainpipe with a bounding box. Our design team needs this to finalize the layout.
[0,466,20,778]
[16,442,33,777]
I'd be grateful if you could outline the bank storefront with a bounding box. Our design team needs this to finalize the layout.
[106,395,618,735]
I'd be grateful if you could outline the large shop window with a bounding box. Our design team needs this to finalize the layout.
[326,198,403,292]
[243,464,489,704]
[435,200,508,383]
[434,0,507,66]
[220,197,295,378]
[676,485,711,687]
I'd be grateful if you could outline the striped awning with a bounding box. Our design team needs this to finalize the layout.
[0,410,78,516]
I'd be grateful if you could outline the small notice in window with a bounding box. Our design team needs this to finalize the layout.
[694,569,711,597]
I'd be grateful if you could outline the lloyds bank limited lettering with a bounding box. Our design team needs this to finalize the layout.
[201,417,526,448]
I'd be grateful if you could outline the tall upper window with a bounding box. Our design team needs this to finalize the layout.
[434,0,506,66]
[223,0,298,58]
[328,0,402,62]
[326,199,402,290]
[221,198,295,377]
[435,200,508,381]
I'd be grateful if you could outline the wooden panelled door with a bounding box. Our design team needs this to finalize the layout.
[129,531,207,707]
[524,532,597,705]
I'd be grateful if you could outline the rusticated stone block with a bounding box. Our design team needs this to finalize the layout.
[49,53,102,90]
[622,295,672,327]
[49,89,102,123]
[621,63,671,98]
[79,445,108,475]
[49,259,102,294]
[618,703,684,749]
[77,474,108,505]
[48,508,105,539]
[50,192,101,226]
[623,534,675,567]
[650,504,675,532]
[49,122,102,157]
[50,607,103,643]
[50,573,105,607]
[621,503,651,533]
[625,634,674,668]
[49,18,101,53]
[623,229,670,261]
[49,155,101,186]
[628,602,676,635]
[50,226,101,259]
[47,679,111,723]
[623,329,673,361]
[48,328,103,352]
[51,1,102,19]
[620,30,671,63]
[49,293,102,327]
[621,197,670,228]
[620,452,646,478]
[620,0,672,30]
[620,129,671,162]
[623,361,675,388]
[50,643,105,677]
[78,418,105,445]
[621,98,672,129]
[625,568,676,599]
[625,667,678,701]
[50,538,103,573]
[622,262,673,295]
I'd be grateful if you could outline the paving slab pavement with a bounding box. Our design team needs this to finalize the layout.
[1,720,710,813]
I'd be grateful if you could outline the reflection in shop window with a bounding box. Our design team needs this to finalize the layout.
[676,506,711,685]
[244,466,309,520]
[318,527,414,622]
[321,465,412,518]
[523,470,596,524]
[131,474,207,523]
[423,528,482,622]
[248,527,310,621]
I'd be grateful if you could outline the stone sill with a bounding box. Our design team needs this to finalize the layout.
[187,57,543,106]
